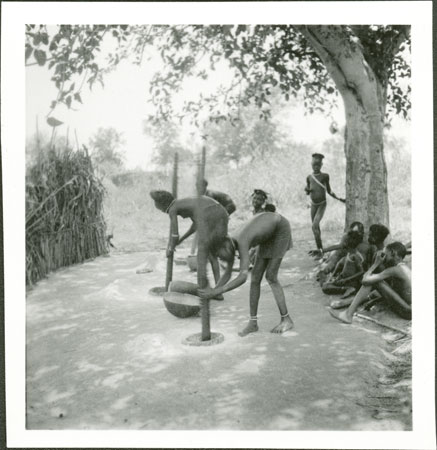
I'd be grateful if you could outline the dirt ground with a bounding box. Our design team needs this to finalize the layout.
[26,228,411,430]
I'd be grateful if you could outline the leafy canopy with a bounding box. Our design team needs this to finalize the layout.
[143,119,192,167]
[26,25,410,125]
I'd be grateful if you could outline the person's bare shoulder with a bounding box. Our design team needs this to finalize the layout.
[174,197,198,213]
[382,266,403,278]
[173,197,190,209]
[398,263,411,277]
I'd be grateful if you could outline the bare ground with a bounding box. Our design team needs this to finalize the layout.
[26,228,411,430]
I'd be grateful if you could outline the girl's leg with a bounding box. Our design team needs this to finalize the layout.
[196,243,209,289]
[265,258,294,333]
[310,204,318,248]
[208,253,220,284]
[374,281,411,319]
[238,256,268,336]
[329,285,373,323]
[190,232,198,255]
[312,202,327,250]
[322,283,347,295]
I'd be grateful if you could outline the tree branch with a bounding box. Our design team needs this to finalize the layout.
[295,26,348,91]
[302,25,381,116]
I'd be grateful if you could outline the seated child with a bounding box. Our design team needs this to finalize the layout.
[329,242,411,324]
[322,230,365,299]
[317,222,366,284]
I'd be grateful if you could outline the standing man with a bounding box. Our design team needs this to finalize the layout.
[198,210,293,336]
[305,153,345,258]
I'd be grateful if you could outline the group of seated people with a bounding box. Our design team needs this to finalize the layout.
[314,223,412,324]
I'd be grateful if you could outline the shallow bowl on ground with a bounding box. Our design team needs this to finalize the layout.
[163,291,201,318]
[174,258,188,266]
[149,286,166,296]
[169,280,198,295]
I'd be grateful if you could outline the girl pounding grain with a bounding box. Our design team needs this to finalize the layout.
[150,190,229,290]
[198,211,293,336]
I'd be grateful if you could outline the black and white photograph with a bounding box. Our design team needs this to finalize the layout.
[1,1,435,449]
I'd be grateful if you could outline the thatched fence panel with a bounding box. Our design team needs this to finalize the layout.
[26,145,108,286]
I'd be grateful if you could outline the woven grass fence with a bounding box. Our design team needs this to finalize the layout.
[26,144,108,285]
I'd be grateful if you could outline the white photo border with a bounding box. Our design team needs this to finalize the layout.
[2,1,435,449]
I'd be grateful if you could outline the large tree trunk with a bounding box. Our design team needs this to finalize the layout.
[342,90,389,231]
[297,26,390,232]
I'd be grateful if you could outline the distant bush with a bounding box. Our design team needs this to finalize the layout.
[102,128,410,247]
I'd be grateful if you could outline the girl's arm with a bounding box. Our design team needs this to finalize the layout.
[323,233,348,253]
[323,243,343,253]
[304,176,311,194]
[333,257,345,276]
[325,175,345,202]
[362,267,397,285]
[338,258,364,284]
[178,220,196,245]
[199,244,250,299]
[214,261,233,289]
[166,210,179,256]
[362,252,393,285]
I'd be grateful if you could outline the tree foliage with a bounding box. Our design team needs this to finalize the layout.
[26,25,410,124]
[25,24,131,112]
[205,101,286,166]
[26,24,411,228]
[88,127,126,176]
[143,119,192,168]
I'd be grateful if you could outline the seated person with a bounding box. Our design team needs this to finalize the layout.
[329,242,411,324]
[322,230,366,299]
[199,179,236,215]
[198,210,294,336]
[317,222,365,282]
[360,237,411,311]
[318,222,388,284]
[150,190,229,290]
[367,223,390,256]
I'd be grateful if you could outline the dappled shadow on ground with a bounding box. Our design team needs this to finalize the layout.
[26,229,410,430]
